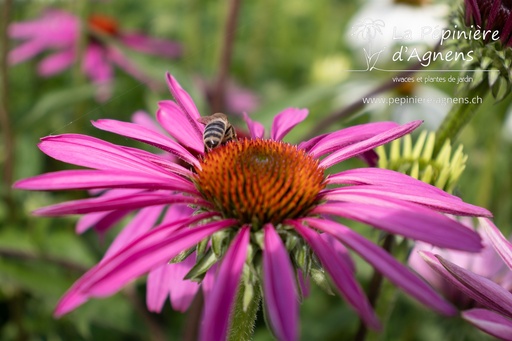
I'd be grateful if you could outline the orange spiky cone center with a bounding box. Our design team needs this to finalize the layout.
[195,139,325,228]
[88,14,119,36]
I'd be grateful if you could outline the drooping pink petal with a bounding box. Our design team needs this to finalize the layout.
[433,254,512,318]
[9,10,78,43]
[82,44,112,84]
[298,121,399,154]
[131,111,165,134]
[320,233,356,273]
[76,210,129,234]
[103,205,167,259]
[157,100,204,153]
[147,253,200,313]
[37,49,75,76]
[91,119,199,167]
[33,191,209,216]
[13,169,196,193]
[463,309,512,341]
[243,112,265,139]
[55,218,235,316]
[107,47,160,90]
[8,39,48,64]
[319,121,422,168]
[165,73,203,132]
[480,218,512,271]
[294,223,380,329]
[270,108,308,141]
[301,218,456,315]
[322,185,491,217]
[120,33,182,58]
[200,227,250,341]
[146,262,173,313]
[313,200,482,251]
[263,224,299,341]
[37,134,171,176]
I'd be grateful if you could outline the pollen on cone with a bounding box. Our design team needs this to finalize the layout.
[195,139,325,228]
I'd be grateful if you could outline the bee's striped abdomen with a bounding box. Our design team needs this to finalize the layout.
[204,119,227,149]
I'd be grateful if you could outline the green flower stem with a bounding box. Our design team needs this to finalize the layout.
[0,0,13,210]
[433,82,489,156]
[355,234,395,341]
[227,282,261,341]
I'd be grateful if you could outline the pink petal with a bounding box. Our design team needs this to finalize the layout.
[319,121,422,169]
[82,44,112,84]
[322,185,491,217]
[243,112,265,139]
[146,262,173,313]
[37,134,170,176]
[301,218,456,315]
[313,200,482,251]
[91,119,199,167]
[55,218,234,316]
[107,47,160,89]
[37,49,75,76]
[263,224,299,341]
[327,168,452,198]
[167,256,201,312]
[33,191,209,216]
[270,108,308,141]
[120,33,182,58]
[76,210,128,234]
[200,227,250,341]
[147,253,200,313]
[13,169,196,193]
[157,100,204,153]
[131,111,165,134]
[103,206,166,259]
[320,233,355,274]
[299,121,399,154]
[433,254,512,317]
[294,223,380,329]
[480,218,512,271]
[121,146,192,177]
[9,10,78,42]
[463,309,512,341]
[165,73,202,126]
[8,39,48,64]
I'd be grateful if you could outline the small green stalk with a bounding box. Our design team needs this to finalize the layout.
[433,82,489,156]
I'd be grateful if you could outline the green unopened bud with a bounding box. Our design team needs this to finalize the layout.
[376,131,467,193]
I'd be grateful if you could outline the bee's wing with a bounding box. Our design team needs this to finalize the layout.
[197,116,214,125]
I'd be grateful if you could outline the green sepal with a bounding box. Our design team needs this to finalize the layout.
[196,237,210,259]
[184,248,218,281]
[212,229,231,257]
[310,267,335,296]
[169,246,196,264]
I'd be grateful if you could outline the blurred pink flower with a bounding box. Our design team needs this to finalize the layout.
[15,73,492,341]
[9,10,182,101]
[418,218,512,340]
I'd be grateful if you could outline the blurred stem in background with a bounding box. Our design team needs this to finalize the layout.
[433,82,489,156]
[210,0,242,113]
[71,0,90,129]
[307,61,423,138]
[0,0,14,212]
[354,234,395,341]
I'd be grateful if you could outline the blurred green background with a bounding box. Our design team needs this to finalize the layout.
[1,0,511,340]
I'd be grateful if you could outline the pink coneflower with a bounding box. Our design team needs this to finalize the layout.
[9,9,182,101]
[420,218,512,340]
[15,73,492,341]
